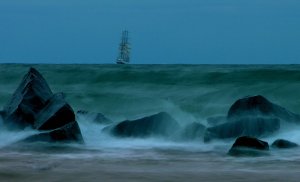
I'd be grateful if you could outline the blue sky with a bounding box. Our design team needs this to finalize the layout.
[0,0,300,64]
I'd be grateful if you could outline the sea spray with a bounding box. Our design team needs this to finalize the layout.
[1,64,300,181]
[0,115,42,148]
[0,125,37,148]
[75,112,240,165]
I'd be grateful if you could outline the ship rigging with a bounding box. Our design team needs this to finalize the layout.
[116,30,130,64]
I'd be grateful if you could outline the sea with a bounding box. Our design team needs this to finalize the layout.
[0,64,300,181]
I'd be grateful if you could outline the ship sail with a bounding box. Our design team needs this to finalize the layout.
[116,30,130,64]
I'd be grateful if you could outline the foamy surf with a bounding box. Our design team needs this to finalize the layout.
[1,64,300,181]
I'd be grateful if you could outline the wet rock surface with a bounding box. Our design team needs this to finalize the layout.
[271,139,298,149]
[20,122,84,143]
[204,95,300,142]
[106,112,180,138]
[2,68,53,129]
[1,68,83,143]
[228,136,269,156]
[227,95,300,123]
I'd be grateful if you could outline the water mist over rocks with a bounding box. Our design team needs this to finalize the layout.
[1,66,300,153]
[1,67,83,144]
[103,112,181,138]
[1,65,300,181]
[204,95,300,142]
[76,110,113,125]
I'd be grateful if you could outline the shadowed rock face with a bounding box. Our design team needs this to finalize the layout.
[271,139,298,149]
[106,112,180,138]
[204,95,300,142]
[227,95,300,123]
[2,67,83,143]
[3,68,53,129]
[0,110,4,120]
[34,93,75,130]
[21,122,83,143]
[228,136,269,156]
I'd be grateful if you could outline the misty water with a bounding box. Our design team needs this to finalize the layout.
[1,64,300,181]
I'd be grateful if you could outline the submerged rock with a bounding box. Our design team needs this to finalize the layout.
[2,67,83,143]
[271,139,298,149]
[77,110,112,124]
[106,112,180,138]
[228,136,269,156]
[181,122,206,140]
[227,95,300,123]
[204,117,280,142]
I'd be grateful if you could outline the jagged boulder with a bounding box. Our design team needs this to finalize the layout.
[77,110,112,124]
[204,117,280,142]
[2,68,53,129]
[271,139,298,149]
[181,122,206,140]
[34,93,75,130]
[228,136,269,156]
[227,95,300,123]
[2,67,83,143]
[105,112,180,138]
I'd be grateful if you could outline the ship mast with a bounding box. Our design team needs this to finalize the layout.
[116,30,130,64]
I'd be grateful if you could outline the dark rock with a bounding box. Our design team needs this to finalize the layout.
[206,116,227,126]
[181,122,206,140]
[2,67,83,143]
[0,110,4,120]
[106,112,180,138]
[228,136,269,156]
[34,93,75,130]
[2,67,53,129]
[230,136,269,150]
[21,121,84,143]
[204,117,280,142]
[227,95,300,123]
[271,139,298,149]
[77,110,112,124]
[204,95,299,142]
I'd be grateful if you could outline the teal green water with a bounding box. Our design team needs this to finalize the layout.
[1,64,300,181]
[1,64,300,121]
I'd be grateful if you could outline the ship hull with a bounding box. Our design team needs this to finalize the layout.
[116,59,128,64]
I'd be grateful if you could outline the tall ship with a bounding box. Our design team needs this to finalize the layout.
[116,30,130,64]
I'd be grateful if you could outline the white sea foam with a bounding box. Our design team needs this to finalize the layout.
[0,128,36,148]
[2,64,300,181]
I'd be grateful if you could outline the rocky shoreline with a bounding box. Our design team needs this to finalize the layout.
[1,67,299,156]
